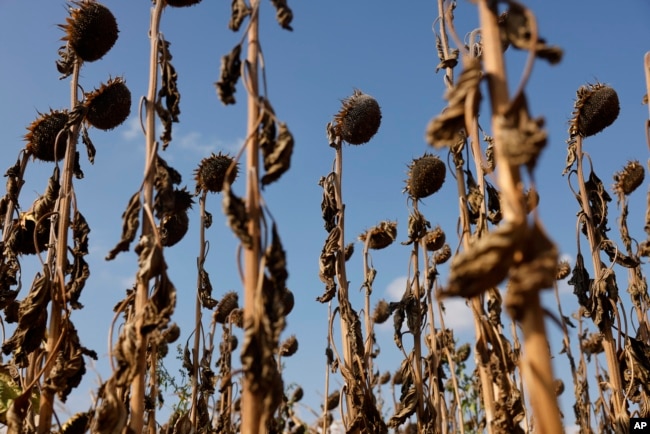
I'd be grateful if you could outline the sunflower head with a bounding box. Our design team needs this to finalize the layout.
[61,1,118,62]
[333,89,382,145]
[214,291,239,324]
[423,226,446,252]
[613,160,644,196]
[358,220,397,250]
[84,77,131,130]
[194,152,238,194]
[570,83,619,138]
[25,110,70,162]
[405,154,446,200]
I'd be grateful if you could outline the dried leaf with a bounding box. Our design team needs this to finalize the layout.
[319,173,337,232]
[441,221,525,298]
[92,379,127,434]
[216,44,242,105]
[497,92,547,171]
[261,122,294,186]
[106,192,141,260]
[156,38,180,149]
[501,4,562,64]
[265,223,288,292]
[222,181,251,248]
[198,268,217,309]
[228,0,251,31]
[426,58,482,148]
[388,387,418,428]
[401,209,429,245]
[80,124,96,164]
[269,0,293,31]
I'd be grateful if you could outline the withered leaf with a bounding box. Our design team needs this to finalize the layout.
[568,253,591,311]
[506,221,558,320]
[92,379,127,434]
[216,44,242,105]
[229,0,251,31]
[563,137,577,175]
[497,92,547,171]
[135,234,165,283]
[388,387,418,428]
[426,58,482,148]
[262,122,294,186]
[319,173,337,232]
[6,387,32,434]
[198,268,217,309]
[156,38,180,149]
[269,0,293,31]
[501,4,562,64]
[32,167,60,220]
[56,44,75,79]
[265,223,288,292]
[222,182,251,248]
[106,192,141,260]
[441,221,525,299]
[401,209,429,246]
[80,124,96,164]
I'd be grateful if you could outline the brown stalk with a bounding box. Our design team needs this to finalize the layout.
[409,203,426,431]
[573,134,626,422]
[190,190,208,427]
[129,1,165,432]
[645,52,650,150]
[37,58,81,434]
[332,143,359,431]
[477,1,562,433]
[241,1,264,432]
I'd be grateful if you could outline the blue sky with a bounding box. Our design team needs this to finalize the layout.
[1,0,650,430]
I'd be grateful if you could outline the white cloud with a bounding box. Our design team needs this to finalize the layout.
[438,297,473,331]
[385,276,408,300]
[121,116,143,141]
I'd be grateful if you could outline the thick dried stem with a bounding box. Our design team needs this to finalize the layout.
[241,1,264,432]
[129,2,165,433]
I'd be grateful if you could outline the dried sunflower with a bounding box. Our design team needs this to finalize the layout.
[613,160,644,196]
[570,83,619,138]
[84,77,131,131]
[61,1,118,62]
[25,110,69,162]
[405,154,446,200]
[333,89,382,145]
[215,291,239,324]
[194,152,238,194]
[358,220,397,250]
[423,226,446,252]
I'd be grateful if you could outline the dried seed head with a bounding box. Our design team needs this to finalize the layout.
[405,154,446,200]
[229,308,244,328]
[166,0,202,7]
[556,259,570,280]
[570,83,620,138]
[614,160,644,196]
[282,289,294,316]
[229,335,238,351]
[280,335,299,357]
[84,77,131,130]
[372,299,391,324]
[333,89,381,145]
[61,412,91,434]
[290,386,304,403]
[456,343,471,362]
[358,220,397,250]
[325,390,340,411]
[163,323,181,343]
[160,211,189,247]
[195,152,238,194]
[554,379,565,396]
[434,244,451,265]
[379,371,391,385]
[62,1,118,62]
[25,110,69,162]
[215,291,239,324]
[423,226,446,252]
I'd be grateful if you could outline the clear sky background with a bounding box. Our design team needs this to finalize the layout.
[1,0,650,431]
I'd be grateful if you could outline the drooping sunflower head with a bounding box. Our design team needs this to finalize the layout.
[61,1,118,62]
[570,83,619,138]
[613,160,644,197]
[194,152,238,194]
[25,109,70,162]
[84,77,131,130]
[405,154,446,200]
[358,220,397,250]
[333,89,382,145]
